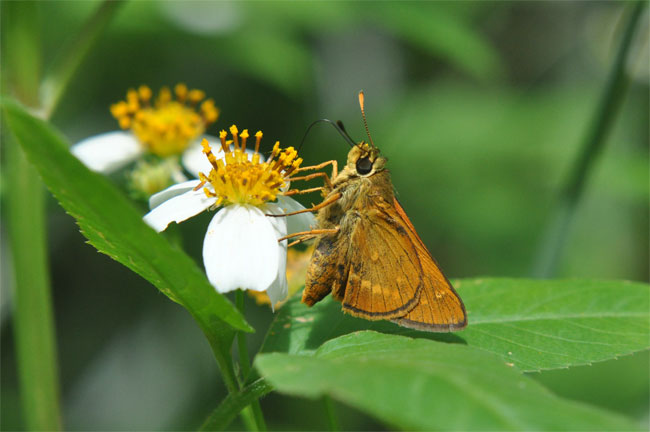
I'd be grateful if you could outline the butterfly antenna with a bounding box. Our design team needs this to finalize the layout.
[297,119,356,153]
[358,91,375,148]
[336,121,360,147]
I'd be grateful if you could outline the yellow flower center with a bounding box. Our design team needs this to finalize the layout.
[198,125,302,207]
[110,84,219,157]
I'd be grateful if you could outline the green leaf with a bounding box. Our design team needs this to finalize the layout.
[256,331,639,431]
[2,99,252,334]
[261,278,649,372]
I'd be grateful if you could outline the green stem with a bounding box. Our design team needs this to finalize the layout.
[3,2,61,429]
[199,379,274,431]
[6,135,62,430]
[236,291,267,431]
[322,396,340,431]
[532,1,646,277]
[202,330,239,395]
[40,0,125,118]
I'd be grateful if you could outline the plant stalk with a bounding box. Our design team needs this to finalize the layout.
[532,1,646,277]
[236,290,267,431]
[6,135,62,430]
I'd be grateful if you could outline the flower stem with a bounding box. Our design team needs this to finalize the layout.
[3,2,61,429]
[236,290,267,431]
[322,396,340,431]
[6,134,62,430]
[532,1,646,277]
[199,379,274,431]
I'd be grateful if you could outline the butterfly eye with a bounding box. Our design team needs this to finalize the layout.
[356,157,373,175]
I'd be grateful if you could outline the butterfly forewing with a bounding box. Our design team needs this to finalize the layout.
[341,199,423,319]
[390,199,467,331]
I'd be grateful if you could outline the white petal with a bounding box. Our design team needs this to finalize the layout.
[266,251,288,310]
[275,195,315,234]
[181,135,264,178]
[202,205,279,293]
[143,187,217,232]
[71,131,143,173]
[149,179,203,209]
[265,203,290,309]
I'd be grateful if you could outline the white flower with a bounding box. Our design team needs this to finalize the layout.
[144,127,314,307]
[71,84,221,182]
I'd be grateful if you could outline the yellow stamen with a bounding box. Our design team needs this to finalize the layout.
[188,89,205,104]
[175,83,188,103]
[138,85,152,103]
[254,131,263,153]
[219,130,229,153]
[230,125,239,150]
[197,126,302,207]
[240,129,249,151]
[110,84,219,157]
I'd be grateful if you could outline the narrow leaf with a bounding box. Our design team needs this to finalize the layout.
[261,278,649,372]
[256,331,640,431]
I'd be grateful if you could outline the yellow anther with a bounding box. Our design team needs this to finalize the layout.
[138,85,152,102]
[255,131,263,153]
[240,129,249,151]
[127,89,139,104]
[157,87,171,105]
[230,125,239,149]
[110,101,128,118]
[219,130,229,153]
[118,116,131,129]
[175,83,188,102]
[188,89,205,104]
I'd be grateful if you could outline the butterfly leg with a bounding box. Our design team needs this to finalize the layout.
[266,192,342,218]
[288,171,333,189]
[295,159,338,180]
[287,235,317,248]
[283,186,326,196]
[278,227,339,243]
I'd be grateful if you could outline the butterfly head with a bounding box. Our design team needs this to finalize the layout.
[347,141,386,177]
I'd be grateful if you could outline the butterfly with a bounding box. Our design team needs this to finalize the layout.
[278,92,467,332]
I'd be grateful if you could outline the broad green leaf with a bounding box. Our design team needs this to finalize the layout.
[261,278,649,371]
[256,331,639,431]
[2,99,252,340]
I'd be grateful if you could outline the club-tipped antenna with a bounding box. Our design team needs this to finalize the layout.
[297,119,357,153]
[358,91,375,148]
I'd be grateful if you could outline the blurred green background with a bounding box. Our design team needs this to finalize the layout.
[1,1,648,430]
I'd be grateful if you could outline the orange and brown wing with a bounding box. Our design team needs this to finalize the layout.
[390,198,467,332]
[340,203,423,320]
